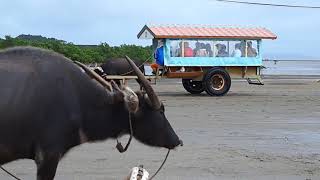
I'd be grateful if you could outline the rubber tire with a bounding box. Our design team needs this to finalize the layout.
[182,79,204,94]
[203,68,231,96]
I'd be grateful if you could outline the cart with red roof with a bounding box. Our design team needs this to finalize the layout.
[107,24,277,96]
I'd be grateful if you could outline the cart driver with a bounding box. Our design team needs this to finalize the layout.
[151,39,164,74]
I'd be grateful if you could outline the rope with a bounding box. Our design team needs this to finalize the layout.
[1,149,170,180]
[0,166,21,180]
[115,110,171,179]
[214,0,320,9]
[149,149,170,180]
[116,113,133,153]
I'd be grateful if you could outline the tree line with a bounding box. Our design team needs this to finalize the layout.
[0,35,153,63]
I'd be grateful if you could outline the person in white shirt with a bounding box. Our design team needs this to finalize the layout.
[232,43,242,57]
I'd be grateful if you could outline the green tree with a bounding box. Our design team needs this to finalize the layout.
[0,35,153,63]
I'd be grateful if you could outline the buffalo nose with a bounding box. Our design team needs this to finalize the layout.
[179,139,183,146]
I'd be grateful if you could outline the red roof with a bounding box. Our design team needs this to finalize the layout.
[138,24,277,40]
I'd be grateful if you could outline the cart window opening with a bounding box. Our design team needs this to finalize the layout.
[170,40,259,58]
[228,41,243,57]
[170,40,195,57]
[170,40,216,57]
[170,40,181,57]
[194,40,214,57]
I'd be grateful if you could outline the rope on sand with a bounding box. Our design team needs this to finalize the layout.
[0,166,21,180]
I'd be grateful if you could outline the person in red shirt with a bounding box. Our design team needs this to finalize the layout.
[177,41,194,57]
[184,42,193,57]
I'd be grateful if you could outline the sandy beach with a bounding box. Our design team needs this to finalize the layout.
[1,76,320,180]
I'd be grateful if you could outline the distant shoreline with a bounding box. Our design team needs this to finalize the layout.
[262,60,320,76]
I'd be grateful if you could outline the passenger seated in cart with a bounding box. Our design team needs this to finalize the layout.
[247,41,258,57]
[232,43,242,57]
[240,41,246,57]
[195,43,207,57]
[177,41,193,57]
[151,39,164,74]
[205,43,213,57]
[184,42,193,57]
[193,42,201,56]
[216,44,228,57]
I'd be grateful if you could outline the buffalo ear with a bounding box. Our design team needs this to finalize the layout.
[122,87,139,113]
[109,81,139,113]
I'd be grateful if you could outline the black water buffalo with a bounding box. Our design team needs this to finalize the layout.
[0,47,181,180]
[93,58,145,85]
[99,58,145,76]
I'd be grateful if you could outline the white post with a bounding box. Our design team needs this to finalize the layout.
[181,40,185,57]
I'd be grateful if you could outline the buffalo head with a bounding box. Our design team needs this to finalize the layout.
[124,56,182,149]
[78,57,182,150]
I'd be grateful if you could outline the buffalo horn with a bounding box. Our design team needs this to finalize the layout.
[74,61,113,91]
[125,56,161,109]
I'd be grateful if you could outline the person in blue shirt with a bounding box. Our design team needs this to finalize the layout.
[154,45,164,65]
[151,39,164,72]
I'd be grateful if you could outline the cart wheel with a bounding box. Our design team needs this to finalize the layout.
[203,68,231,96]
[182,79,204,94]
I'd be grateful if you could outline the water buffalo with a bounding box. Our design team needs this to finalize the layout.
[93,58,146,86]
[95,58,144,76]
[0,47,181,180]
[99,58,145,76]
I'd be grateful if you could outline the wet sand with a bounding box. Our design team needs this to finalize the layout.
[1,77,320,179]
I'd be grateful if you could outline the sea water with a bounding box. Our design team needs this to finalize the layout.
[262,60,320,75]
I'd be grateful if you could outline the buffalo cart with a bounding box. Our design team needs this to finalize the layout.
[106,24,277,96]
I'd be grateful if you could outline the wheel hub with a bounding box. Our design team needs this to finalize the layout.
[211,74,225,91]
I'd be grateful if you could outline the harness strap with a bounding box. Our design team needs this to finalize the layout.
[116,113,133,153]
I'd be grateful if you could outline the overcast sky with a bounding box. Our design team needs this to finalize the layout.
[0,0,319,59]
